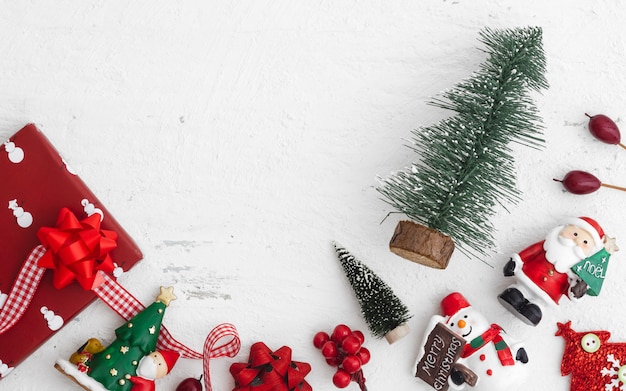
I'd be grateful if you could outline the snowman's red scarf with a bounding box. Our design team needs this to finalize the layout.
[461,324,514,366]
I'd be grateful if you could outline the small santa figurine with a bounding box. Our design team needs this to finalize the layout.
[498,216,617,326]
[128,350,179,391]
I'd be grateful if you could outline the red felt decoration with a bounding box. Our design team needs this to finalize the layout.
[556,321,626,391]
[230,342,311,391]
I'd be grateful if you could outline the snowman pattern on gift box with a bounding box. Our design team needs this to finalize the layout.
[81,198,103,221]
[0,290,7,310]
[8,199,33,228]
[440,293,529,391]
[0,358,14,378]
[40,306,64,331]
[3,140,24,164]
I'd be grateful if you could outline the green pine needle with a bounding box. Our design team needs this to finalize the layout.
[377,26,547,261]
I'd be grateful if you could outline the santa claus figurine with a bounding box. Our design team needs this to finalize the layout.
[498,216,617,326]
[128,350,179,391]
[417,292,528,391]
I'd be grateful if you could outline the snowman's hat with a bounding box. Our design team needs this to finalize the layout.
[441,292,471,318]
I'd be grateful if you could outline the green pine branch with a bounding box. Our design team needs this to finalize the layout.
[377,26,547,260]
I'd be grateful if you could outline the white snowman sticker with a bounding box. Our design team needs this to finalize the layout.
[0,290,7,310]
[40,306,64,331]
[112,262,124,278]
[62,157,77,175]
[4,141,24,163]
[8,199,33,228]
[0,358,14,378]
[81,198,103,221]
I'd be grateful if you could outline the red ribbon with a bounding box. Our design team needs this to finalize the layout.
[230,342,312,391]
[37,207,117,290]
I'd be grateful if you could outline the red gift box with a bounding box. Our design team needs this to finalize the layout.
[0,124,143,377]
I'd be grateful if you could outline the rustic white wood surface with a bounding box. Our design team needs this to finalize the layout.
[1,1,626,390]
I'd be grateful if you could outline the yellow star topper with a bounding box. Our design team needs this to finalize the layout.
[604,236,619,255]
[156,286,177,306]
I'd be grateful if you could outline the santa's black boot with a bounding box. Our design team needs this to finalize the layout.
[518,302,542,326]
[498,288,542,326]
[498,288,525,311]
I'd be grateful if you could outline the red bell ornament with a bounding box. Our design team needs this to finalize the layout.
[554,170,626,195]
[586,113,623,146]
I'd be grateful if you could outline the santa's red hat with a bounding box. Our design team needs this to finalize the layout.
[440,292,471,318]
[158,350,179,373]
[564,216,605,251]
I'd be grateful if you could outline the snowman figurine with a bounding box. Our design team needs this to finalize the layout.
[432,292,528,391]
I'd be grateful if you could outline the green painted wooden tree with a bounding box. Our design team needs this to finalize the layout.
[88,287,176,391]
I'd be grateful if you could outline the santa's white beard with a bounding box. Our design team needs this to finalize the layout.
[136,355,157,380]
[544,225,585,273]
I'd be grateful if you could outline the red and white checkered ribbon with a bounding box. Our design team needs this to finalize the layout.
[0,245,47,334]
[93,273,241,391]
[0,246,240,391]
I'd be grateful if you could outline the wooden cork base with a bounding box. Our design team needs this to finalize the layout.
[389,220,455,269]
[384,323,410,344]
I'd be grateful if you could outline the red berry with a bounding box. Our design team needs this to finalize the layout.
[356,347,371,365]
[176,376,203,391]
[341,355,362,374]
[331,324,352,343]
[332,369,352,388]
[341,335,361,355]
[587,113,621,144]
[313,331,330,349]
[351,330,365,344]
[554,170,601,194]
[326,356,342,367]
[321,341,339,358]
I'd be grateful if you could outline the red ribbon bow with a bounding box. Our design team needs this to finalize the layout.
[37,207,118,290]
[230,342,312,391]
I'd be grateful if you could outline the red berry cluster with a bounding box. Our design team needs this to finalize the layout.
[313,324,370,389]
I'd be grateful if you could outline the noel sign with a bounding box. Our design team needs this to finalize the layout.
[416,322,467,390]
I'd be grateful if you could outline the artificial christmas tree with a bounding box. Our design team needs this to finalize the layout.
[333,242,411,343]
[377,26,548,268]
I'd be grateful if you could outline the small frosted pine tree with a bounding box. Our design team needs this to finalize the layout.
[334,242,412,344]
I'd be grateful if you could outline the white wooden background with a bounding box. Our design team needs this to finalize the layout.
[2,1,626,390]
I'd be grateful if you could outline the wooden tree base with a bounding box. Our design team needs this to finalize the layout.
[384,323,410,344]
[389,220,455,269]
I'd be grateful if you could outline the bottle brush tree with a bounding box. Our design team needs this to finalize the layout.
[377,26,548,269]
[334,241,412,344]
